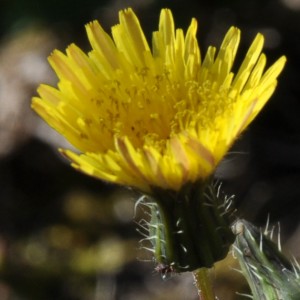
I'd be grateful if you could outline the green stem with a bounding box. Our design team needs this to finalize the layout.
[193,268,215,300]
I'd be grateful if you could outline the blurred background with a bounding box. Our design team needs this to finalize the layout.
[0,0,300,299]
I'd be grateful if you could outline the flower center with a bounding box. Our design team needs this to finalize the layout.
[92,65,233,155]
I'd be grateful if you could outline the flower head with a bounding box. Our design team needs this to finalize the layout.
[32,8,286,193]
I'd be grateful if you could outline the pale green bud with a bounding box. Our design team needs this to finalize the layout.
[232,219,300,300]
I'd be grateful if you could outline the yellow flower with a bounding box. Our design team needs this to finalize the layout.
[32,8,286,193]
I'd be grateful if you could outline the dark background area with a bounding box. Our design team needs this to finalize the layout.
[0,0,299,299]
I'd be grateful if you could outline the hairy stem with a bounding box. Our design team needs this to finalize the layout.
[193,268,215,300]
